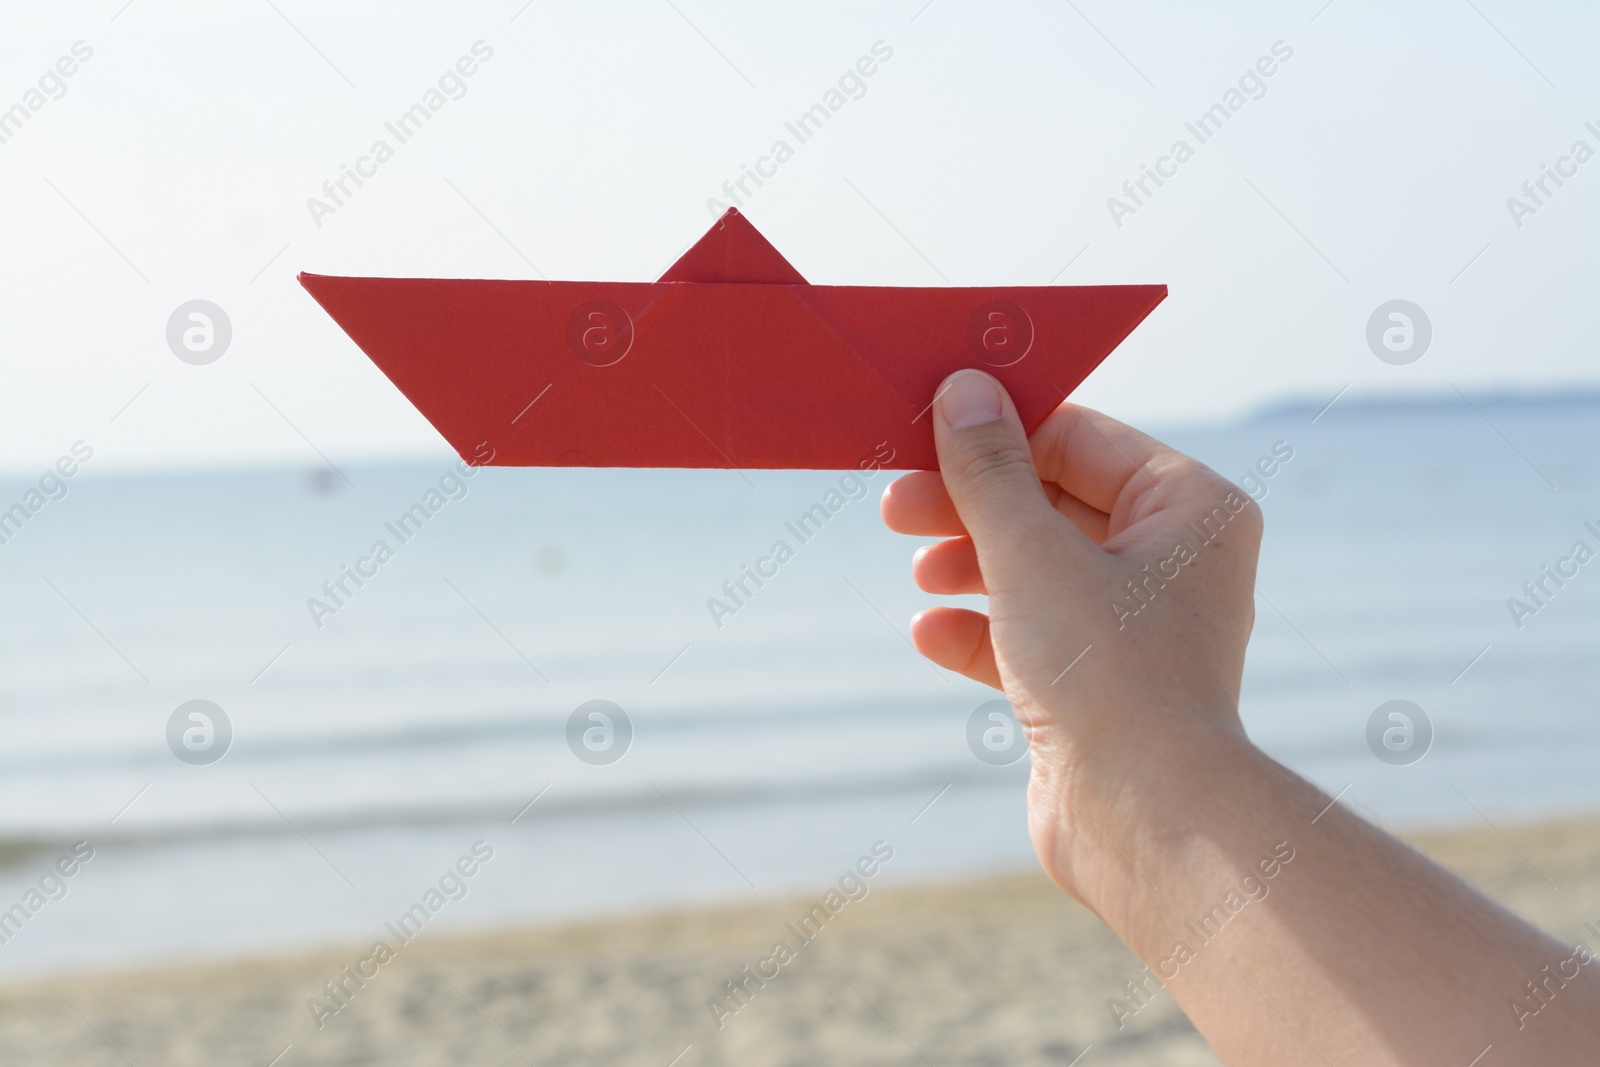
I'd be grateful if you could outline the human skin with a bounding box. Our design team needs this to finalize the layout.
[880,368,1600,1065]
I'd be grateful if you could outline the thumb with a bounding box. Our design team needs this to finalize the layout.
[932,369,1069,590]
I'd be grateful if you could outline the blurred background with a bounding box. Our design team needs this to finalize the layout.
[1,2,1596,1064]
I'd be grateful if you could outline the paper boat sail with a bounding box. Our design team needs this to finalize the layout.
[300,209,1165,470]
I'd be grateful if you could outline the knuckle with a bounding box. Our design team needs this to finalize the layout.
[1234,493,1265,535]
[1219,482,1265,543]
[952,434,1036,485]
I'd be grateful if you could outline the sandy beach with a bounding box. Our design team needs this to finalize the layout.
[2,813,1596,1066]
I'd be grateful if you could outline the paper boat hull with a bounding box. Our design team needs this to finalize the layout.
[299,273,1167,471]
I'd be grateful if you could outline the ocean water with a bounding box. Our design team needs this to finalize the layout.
[0,391,1596,976]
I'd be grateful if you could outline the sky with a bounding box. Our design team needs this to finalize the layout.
[1,0,1596,474]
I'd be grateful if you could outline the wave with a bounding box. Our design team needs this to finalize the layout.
[0,698,947,773]
[0,761,1025,864]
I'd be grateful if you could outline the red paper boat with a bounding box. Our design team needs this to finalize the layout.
[299,209,1165,471]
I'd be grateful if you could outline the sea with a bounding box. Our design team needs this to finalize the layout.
[1,390,1595,976]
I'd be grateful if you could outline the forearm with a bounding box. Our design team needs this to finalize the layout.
[1063,738,1600,1066]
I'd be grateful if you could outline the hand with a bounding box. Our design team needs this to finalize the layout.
[881,369,1263,905]
[884,371,1600,1065]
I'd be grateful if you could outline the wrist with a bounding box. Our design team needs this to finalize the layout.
[1026,721,1263,926]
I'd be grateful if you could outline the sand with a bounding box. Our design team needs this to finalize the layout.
[3,814,1597,1066]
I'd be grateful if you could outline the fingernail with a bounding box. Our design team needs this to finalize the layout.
[938,370,1002,429]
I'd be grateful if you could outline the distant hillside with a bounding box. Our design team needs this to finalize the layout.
[1244,386,1600,425]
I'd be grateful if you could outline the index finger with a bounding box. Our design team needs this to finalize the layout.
[1028,402,1185,517]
